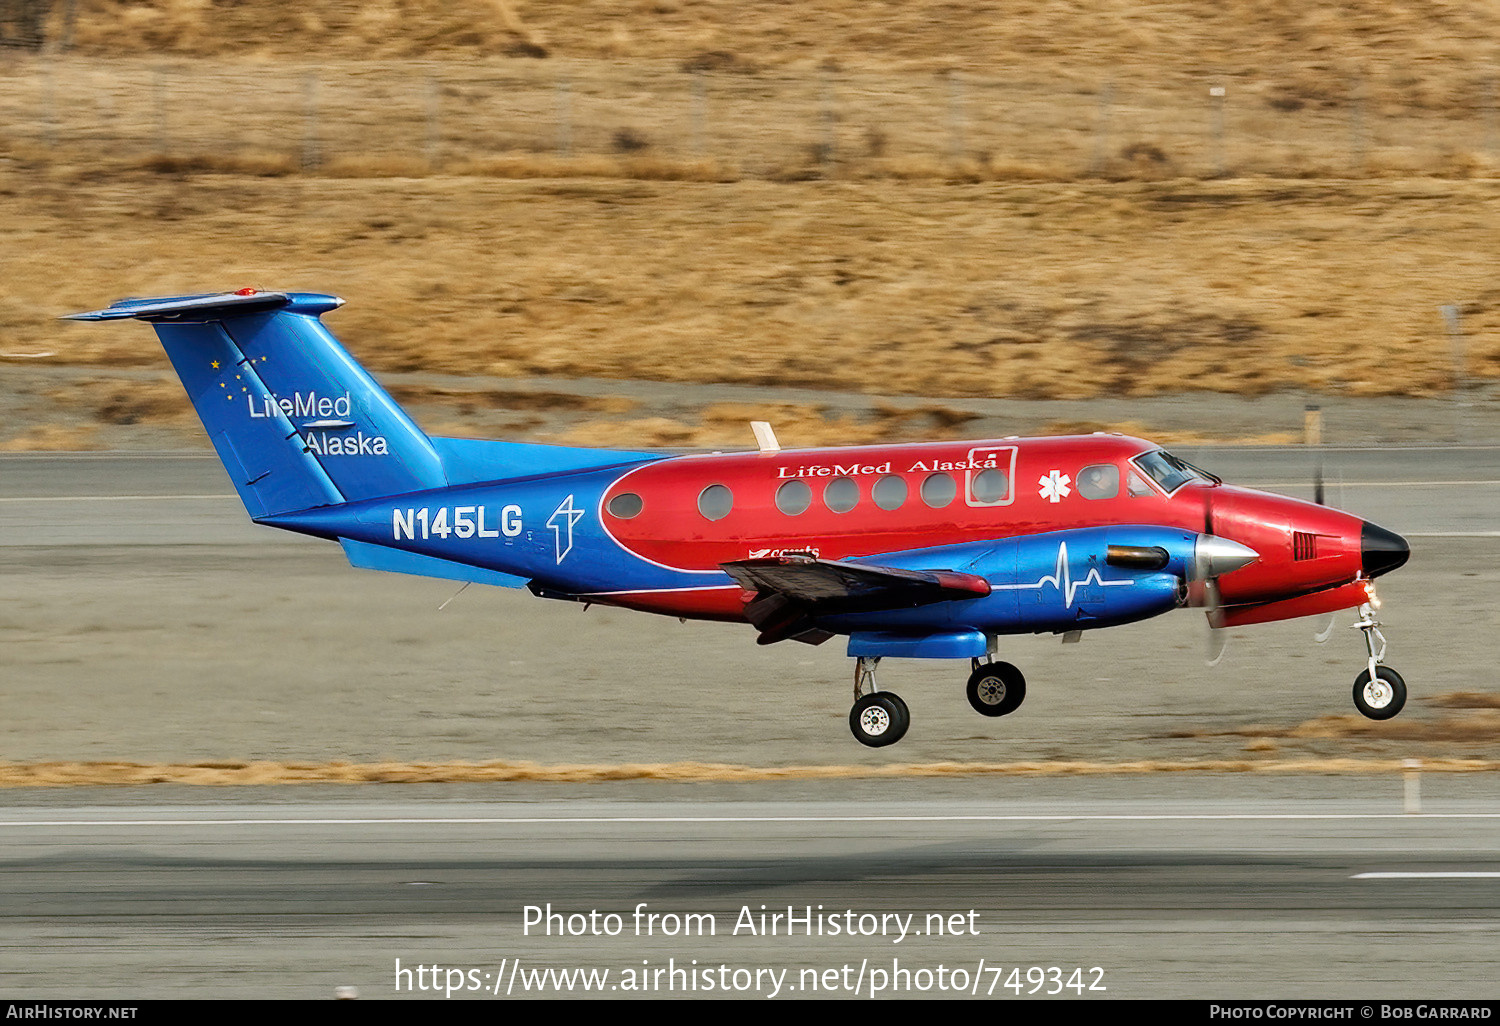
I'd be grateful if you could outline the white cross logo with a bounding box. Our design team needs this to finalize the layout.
[1038,469,1072,503]
[547,494,585,563]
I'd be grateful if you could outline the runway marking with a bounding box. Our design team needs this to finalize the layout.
[4,813,1500,828]
[1351,872,1500,879]
[1258,481,1500,488]
[0,495,234,502]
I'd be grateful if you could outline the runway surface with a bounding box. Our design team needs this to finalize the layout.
[1,449,1498,998]
[4,789,1500,1000]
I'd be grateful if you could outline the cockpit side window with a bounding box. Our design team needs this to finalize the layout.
[1131,450,1218,495]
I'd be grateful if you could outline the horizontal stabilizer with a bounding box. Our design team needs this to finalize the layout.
[64,291,303,322]
[340,538,529,589]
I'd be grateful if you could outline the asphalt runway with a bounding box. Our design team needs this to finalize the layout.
[3,791,1500,1000]
[1,449,1498,999]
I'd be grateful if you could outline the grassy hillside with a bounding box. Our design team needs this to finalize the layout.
[2,2,1498,448]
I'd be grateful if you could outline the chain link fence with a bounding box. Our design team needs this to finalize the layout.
[2,55,1497,180]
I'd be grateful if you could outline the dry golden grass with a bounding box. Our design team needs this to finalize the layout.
[3,2,1500,452]
[0,424,101,451]
[12,170,1498,406]
[44,378,194,426]
[385,384,637,415]
[4,755,1498,786]
[50,1,1500,94]
[1174,695,1500,745]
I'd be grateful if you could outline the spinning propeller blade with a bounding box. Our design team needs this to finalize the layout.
[1313,613,1337,643]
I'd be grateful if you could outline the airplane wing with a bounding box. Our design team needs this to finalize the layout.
[721,554,991,646]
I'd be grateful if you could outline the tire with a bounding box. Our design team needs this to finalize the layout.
[1353,666,1406,720]
[850,692,910,747]
[966,661,1027,717]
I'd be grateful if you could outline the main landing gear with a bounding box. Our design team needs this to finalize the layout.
[847,656,1031,747]
[966,659,1027,717]
[849,657,908,747]
[1351,603,1405,720]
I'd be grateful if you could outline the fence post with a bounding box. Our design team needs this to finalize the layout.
[1303,404,1322,447]
[1440,304,1467,443]
[425,75,441,168]
[1089,80,1114,175]
[1402,758,1421,814]
[1209,84,1226,176]
[1349,72,1366,174]
[60,0,78,52]
[301,72,320,171]
[819,69,837,172]
[690,70,706,159]
[152,64,167,155]
[948,70,966,162]
[41,50,56,147]
[1486,73,1498,165]
[555,75,572,158]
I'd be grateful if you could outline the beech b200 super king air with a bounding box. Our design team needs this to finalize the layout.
[67,290,1412,747]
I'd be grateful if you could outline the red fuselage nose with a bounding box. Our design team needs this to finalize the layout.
[1201,485,1407,605]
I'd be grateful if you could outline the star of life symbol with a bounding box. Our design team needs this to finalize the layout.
[1038,469,1072,503]
[547,494,585,564]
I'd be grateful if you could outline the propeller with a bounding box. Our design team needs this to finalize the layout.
[1313,613,1337,643]
[1310,450,1337,642]
[1200,483,1232,664]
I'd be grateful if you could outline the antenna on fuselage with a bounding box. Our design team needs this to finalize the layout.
[751,421,781,454]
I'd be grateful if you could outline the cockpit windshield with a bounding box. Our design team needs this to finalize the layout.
[1132,450,1220,494]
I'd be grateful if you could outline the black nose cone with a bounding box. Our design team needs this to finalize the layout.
[1361,521,1409,579]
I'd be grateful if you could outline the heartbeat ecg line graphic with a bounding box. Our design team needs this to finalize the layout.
[986,542,1135,606]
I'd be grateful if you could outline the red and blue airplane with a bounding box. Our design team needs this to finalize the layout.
[68,289,1411,747]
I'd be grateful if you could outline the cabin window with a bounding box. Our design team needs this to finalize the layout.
[968,468,1009,505]
[872,474,907,511]
[1077,464,1120,500]
[775,479,812,516]
[824,477,860,513]
[921,472,956,508]
[697,484,733,521]
[607,492,644,519]
[1127,470,1154,497]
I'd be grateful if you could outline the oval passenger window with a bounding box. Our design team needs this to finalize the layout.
[921,472,956,509]
[776,479,812,516]
[970,468,1009,504]
[872,475,907,511]
[697,484,733,521]
[824,477,859,513]
[607,492,644,519]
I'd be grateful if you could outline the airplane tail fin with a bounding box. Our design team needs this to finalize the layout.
[66,291,446,518]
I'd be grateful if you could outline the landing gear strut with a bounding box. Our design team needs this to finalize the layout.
[966,660,1027,717]
[1351,602,1405,720]
[849,656,908,747]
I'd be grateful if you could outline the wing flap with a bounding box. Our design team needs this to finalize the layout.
[721,555,990,644]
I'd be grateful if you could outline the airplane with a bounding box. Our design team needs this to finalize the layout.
[66,289,1412,747]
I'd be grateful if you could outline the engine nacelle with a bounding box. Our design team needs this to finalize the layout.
[823,526,1200,643]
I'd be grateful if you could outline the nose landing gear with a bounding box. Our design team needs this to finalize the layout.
[1351,602,1405,720]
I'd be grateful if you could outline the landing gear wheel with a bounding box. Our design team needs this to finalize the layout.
[966,662,1026,717]
[1353,666,1406,720]
[850,692,909,747]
